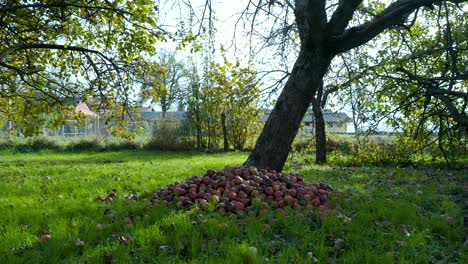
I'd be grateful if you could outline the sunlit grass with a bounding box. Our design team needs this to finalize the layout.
[0,150,466,263]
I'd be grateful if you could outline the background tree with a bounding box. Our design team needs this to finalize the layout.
[209,51,261,150]
[157,51,186,117]
[140,51,186,117]
[182,51,261,151]
[183,58,203,150]
[228,0,468,171]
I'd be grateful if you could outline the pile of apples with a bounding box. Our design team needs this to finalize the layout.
[151,166,341,216]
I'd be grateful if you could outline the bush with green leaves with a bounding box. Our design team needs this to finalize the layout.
[147,120,195,151]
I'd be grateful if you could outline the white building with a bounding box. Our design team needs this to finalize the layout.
[260,109,350,135]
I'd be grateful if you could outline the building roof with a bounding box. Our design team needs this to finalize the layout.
[138,111,187,121]
[137,109,349,124]
[74,101,98,118]
[260,109,349,123]
[138,107,154,112]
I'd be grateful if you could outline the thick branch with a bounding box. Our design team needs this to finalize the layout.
[326,0,363,36]
[295,0,327,44]
[328,0,468,54]
[320,85,339,108]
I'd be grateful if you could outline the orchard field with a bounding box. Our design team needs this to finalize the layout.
[0,150,466,263]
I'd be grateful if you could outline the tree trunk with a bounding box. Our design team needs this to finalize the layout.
[221,112,228,151]
[312,99,326,164]
[196,124,202,150]
[194,109,202,150]
[244,51,330,171]
[161,101,167,119]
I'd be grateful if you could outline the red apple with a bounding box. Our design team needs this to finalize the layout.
[228,192,238,201]
[188,192,198,201]
[234,176,243,185]
[284,195,293,204]
[273,191,283,199]
[318,189,330,195]
[201,177,210,185]
[175,187,186,196]
[310,186,318,194]
[238,191,248,199]
[311,197,320,206]
[278,200,286,208]
[288,189,297,197]
[202,193,212,201]
[258,209,268,216]
[234,201,245,210]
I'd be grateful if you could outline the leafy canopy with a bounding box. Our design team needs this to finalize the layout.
[0,0,163,136]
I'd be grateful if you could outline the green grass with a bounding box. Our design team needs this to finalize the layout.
[0,150,466,263]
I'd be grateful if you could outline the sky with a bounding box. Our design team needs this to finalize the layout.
[152,1,376,133]
[153,0,367,131]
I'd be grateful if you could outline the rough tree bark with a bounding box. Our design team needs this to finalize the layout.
[312,98,327,164]
[244,0,466,171]
[244,0,331,170]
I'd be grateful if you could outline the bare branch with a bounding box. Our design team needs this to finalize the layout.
[328,0,468,54]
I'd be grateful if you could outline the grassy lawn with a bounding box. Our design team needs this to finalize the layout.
[0,150,466,263]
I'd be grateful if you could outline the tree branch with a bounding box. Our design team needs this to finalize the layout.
[396,67,468,127]
[326,0,363,36]
[328,0,468,54]
[0,44,119,70]
[320,85,339,109]
[295,0,327,44]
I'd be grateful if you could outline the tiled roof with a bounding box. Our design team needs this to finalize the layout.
[74,101,98,117]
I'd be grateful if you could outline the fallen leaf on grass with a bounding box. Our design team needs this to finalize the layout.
[75,238,84,247]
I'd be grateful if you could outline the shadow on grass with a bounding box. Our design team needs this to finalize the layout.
[0,150,246,167]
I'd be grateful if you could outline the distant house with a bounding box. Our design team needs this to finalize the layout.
[136,108,188,121]
[260,109,350,135]
[137,108,349,135]
[58,99,100,137]
[73,100,98,118]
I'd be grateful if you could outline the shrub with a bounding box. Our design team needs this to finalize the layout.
[105,140,141,151]
[29,136,63,151]
[0,136,63,153]
[66,137,104,152]
[146,119,195,151]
